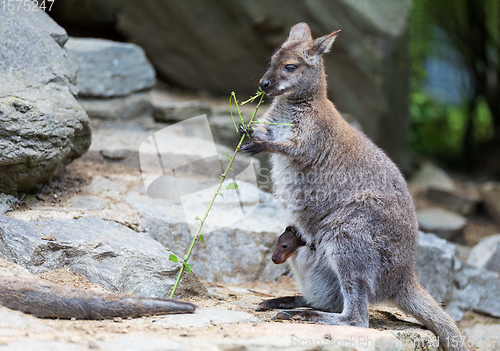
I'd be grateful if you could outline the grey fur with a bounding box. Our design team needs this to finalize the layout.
[0,276,196,319]
[242,22,469,351]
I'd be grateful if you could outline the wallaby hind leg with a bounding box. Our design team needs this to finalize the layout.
[274,282,369,327]
[256,295,309,311]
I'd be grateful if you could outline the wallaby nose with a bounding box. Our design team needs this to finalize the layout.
[272,255,278,263]
[259,78,271,90]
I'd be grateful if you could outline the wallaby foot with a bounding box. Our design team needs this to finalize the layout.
[274,309,368,327]
[256,295,309,311]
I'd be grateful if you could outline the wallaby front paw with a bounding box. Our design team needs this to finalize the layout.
[239,142,265,156]
[238,123,253,138]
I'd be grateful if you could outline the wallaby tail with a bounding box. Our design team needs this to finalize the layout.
[395,279,470,351]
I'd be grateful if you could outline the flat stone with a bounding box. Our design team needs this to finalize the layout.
[70,195,109,211]
[0,215,206,298]
[65,37,156,98]
[84,175,130,195]
[462,324,500,351]
[78,92,153,120]
[468,234,500,273]
[426,187,478,216]
[155,307,258,328]
[417,208,467,242]
[409,163,455,192]
[153,100,212,123]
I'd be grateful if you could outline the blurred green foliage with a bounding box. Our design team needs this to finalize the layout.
[408,0,499,168]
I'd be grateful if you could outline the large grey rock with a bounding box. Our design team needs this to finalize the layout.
[0,215,206,298]
[468,234,500,274]
[482,182,500,224]
[65,37,156,98]
[417,232,500,320]
[125,180,285,284]
[417,208,467,242]
[409,163,455,192]
[452,262,500,318]
[117,0,413,167]
[416,232,457,303]
[0,9,91,195]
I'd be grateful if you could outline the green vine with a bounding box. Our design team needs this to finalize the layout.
[168,91,265,299]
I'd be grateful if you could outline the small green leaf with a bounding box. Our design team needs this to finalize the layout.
[199,234,205,243]
[195,215,202,222]
[184,263,192,274]
[169,254,178,263]
[225,183,239,190]
[222,152,232,162]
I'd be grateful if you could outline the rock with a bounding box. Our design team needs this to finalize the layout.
[417,208,467,242]
[0,215,206,298]
[0,257,33,279]
[153,100,212,123]
[416,232,458,303]
[468,234,500,273]
[481,182,500,224]
[452,262,500,318]
[26,6,69,47]
[426,187,478,216]
[117,0,413,168]
[462,324,500,351]
[0,194,17,214]
[0,9,91,195]
[70,195,109,211]
[89,116,260,184]
[78,92,153,120]
[409,163,455,193]
[155,307,259,328]
[125,181,285,284]
[65,37,156,98]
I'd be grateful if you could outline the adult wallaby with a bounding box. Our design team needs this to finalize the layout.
[241,22,469,351]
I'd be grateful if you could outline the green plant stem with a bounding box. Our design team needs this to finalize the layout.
[169,91,265,299]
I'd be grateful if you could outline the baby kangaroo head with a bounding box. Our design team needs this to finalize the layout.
[259,22,340,97]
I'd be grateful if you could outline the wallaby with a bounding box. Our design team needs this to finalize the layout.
[241,22,469,351]
[0,275,195,319]
[260,225,343,313]
[271,225,304,264]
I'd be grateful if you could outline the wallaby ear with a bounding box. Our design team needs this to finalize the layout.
[288,22,312,42]
[312,29,341,55]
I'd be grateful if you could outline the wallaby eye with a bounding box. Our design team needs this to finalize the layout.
[282,244,289,249]
[284,64,297,72]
